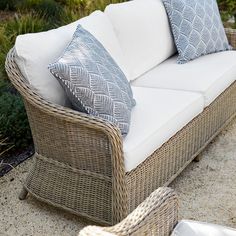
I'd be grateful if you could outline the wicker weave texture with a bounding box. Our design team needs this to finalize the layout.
[225,28,236,49]
[5,30,236,225]
[79,188,178,236]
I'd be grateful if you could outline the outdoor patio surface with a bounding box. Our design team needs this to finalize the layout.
[1,118,236,236]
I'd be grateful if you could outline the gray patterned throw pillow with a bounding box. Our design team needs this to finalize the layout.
[49,25,135,135]
[162,0,232,64]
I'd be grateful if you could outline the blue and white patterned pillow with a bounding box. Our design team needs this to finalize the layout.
[162,0,232,64]
[49,25,136,135]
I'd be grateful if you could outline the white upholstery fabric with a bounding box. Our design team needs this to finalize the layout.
[172,220,236,236]
[132,51,236,107]
[123,87,204,172]
[105,0,176,80]
[15,10,129,106]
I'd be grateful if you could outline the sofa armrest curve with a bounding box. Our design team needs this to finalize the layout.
[79,187,179,236]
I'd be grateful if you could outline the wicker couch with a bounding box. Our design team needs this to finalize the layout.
[5,0,236,226]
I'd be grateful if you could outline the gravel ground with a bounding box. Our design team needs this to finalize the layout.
[171,118,236,227]
[1,118,236,235]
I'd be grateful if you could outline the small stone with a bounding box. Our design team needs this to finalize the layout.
[206,165,215,171]
[231,217,236,223]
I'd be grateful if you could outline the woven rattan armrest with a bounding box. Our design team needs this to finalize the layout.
[5,47,128,224]
[79,187,179,236]
[225,28,236,49]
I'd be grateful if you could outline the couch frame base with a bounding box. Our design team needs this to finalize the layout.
[5,47,236,225]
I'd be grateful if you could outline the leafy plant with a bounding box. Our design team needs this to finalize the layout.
[0,92,32,149]
[218,0,236,16]
[217,0,236,27]
[61,0,126,25]
[0,13,51,85]
[4,13,51,41]
[17,0,64,23]
[0,27,12,78]
[0,0,19,10]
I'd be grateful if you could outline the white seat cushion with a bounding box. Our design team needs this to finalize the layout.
[172,220,236,236]
[15,10,129,106]
[132,51,236,107]
[105,0,176,80]
[123,87,204,172]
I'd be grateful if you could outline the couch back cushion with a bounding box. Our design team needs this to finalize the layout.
[105,0,176,80]
[15,10,129,106]
[162,0,232,64]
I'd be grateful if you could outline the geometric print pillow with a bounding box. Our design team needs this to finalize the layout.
[162,0,232,64]
[49,25,136,136]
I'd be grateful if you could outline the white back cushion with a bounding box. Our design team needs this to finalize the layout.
[132,51,236,107]
[15,11,129,106]
[105,0,176,80]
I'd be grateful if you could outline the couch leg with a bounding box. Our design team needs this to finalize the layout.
[194,155,202,162]
[19,187,28,200]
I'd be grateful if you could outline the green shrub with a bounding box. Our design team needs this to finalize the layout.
[217,0,236,25]
[17,0,64,23]
[0,0,19,10]
[0,27,12,78]
[3,13,51,42]
[66,0,125,12]
[83,0,125,11]
[0,92,32,149]
[0,14,50,84]
[0,79,10,94]
[218,0,236,15]
[61,0,126,25]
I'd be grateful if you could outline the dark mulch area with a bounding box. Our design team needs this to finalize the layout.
[0,10,15,22]
[0,10,32,177]
[0,146,34,177]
